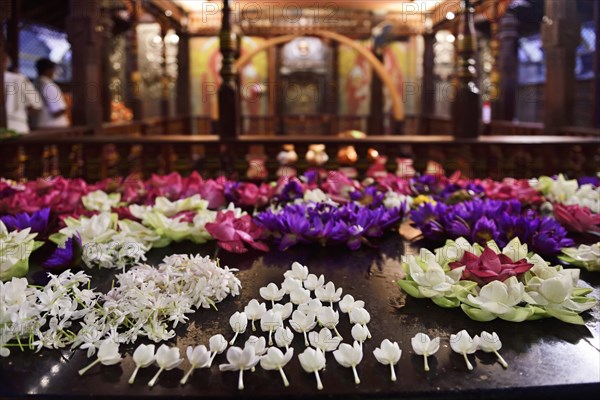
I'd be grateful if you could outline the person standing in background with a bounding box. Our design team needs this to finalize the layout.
[3,54,41,134]
[34,58,69,128]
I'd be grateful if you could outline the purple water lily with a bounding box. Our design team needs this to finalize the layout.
[0,208,50,236]
[43,235,83,270]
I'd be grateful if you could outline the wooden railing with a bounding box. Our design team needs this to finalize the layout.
[2,134,598,182]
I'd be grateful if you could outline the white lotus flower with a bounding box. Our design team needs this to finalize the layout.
[502,237,529,262]
[525,270,595,313]
[349,307,371,338]
[467,277,525,315]
[128,344,155,384]
[478,331,508,368]
[207,334,228,367]
[298,347,326,390]
[289,287,311,305]
[81,190,121,212]
[219,346,260,390]
[308,328,341,352]
[271,302,293,320]
[406,255,465,298]
[244,299,267,331]
[373,339,402,381]
[298,298,322,314]
[259,283,286,306]
[434,237,476,265]
[284,261,309,281]
[351,324,369,347]
[148,344,183,387]
[304,274,325,291]
[290,310,317,346]
[60,212,117,245]
[261,310,283,346]
[229,311,248,345]
[450,330,479,371]
[339,294,365,314]
[333,342,363,384]
[274,326,294,350]
[315,282,343,307]
[316,306,342,339]
[411,333,440,372]
[282,277,303,294]
[78,339,122,376]
[260,347,294,387]
[562,243,600,271]
[180,345,210,385]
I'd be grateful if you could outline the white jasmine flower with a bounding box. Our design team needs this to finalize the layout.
[478,331,508,368]
[373,339,402,382]
[259,283,285,306]
[450,330,479,371]
[274,326,294,350]
[333,342,363,384]
[229,312,248,345]
[244,299,267,331]
[308,328,341,352]
[303,274,325,291]
[78,340,122,376]
[298,347,326,390]
[316,307,342,339]
[289,287,311,305]
[290,310,317,346]
[271,302,293,320]
[411,333,440,372]
[339,294,365,314]
[148,344,183,387]
[261,310,283,346]
[284,261,309,281]
[207,334,228,367]
[129,344,155,384]
[349,307,371,338]
[351,324,369,347]
[298,298,322,314]
[180,345,210,385]
[315,282,343,307]
[281,277,303,294]
[244,336,267,372]
[260,347,294,387]
[219,346,260,390]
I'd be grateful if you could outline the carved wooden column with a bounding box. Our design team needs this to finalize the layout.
[100,1,114,123]
[419,31,435,134]
[594,0,600,128]
[267,44,277,132]
[275,44,284,135]
[218,0,239,139]
[542,0,579,132]
[125,0,143,120]
[160,24,170,119]
[176,29,192,132]
[492,8,518,121]
[0,2,9,129]
[451,0,481,137]
[67,0,104,132]
[368,49,385,134]
[6,0,19,72]
[330,40,339,129]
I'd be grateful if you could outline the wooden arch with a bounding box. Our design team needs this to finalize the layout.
[234,30,404,120]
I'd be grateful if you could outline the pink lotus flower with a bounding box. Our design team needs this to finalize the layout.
[197,177,226,209]
[147,172,183,200]
[449,247,533,285]
[553,203,600,234]
[205,210,269,253]
[479,178,543,205]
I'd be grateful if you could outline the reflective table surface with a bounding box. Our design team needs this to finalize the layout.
[1,237,599,399]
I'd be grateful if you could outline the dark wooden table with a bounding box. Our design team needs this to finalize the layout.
[1,236,599,399]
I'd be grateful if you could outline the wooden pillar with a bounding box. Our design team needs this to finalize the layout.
[67,0,104,132]
[160,24,170,119]
[100,2,114,123]
[330,41,339,130]
[542,0,579,132]
[368,49,384,134]
[492,9,518,121]
[0,2,9,128]
[275,44,284,135]
[6,0,19,72]
[594,0,600,128]
[419,32,435,134]
[176,30,191,127]
[125,1,142,120]
[451,0,481,138]
[218,0,239,139]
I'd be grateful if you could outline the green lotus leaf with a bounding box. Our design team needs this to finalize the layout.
[397,279,424,298]
[432,296,460,308]
[571,288,593,297]
[460,304,497,322]
[544,307,585,325]
[498,306,535,322]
